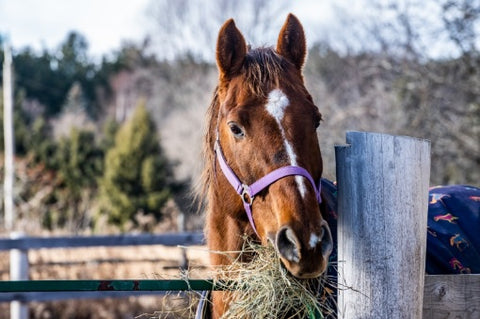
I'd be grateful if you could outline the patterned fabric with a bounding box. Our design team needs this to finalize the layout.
[320,181,480,275]
[320,179,338,319]
[320,179,338,276]
[426,185,480,274]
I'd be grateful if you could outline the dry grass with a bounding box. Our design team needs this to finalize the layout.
[211,238,335,319]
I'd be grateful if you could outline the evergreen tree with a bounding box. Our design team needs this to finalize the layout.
[57,128,103,194]
[100,117,120,151]
[27,117,58,169]
[40,128,103,230]
[98,102,175,228]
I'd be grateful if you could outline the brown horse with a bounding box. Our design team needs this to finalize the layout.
[201,13,333,318]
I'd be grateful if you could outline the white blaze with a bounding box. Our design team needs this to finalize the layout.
[309,233,320,249]
[265,89,307,197]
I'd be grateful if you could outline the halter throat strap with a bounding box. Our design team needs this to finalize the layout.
[214,140,322,237]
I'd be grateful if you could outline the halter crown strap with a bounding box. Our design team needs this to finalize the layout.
[214,140,322,237]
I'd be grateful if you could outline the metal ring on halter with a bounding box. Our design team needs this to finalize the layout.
[240,184,254,205]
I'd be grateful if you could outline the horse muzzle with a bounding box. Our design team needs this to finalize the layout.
[271,220,333,279]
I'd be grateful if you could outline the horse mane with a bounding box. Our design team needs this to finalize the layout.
[197,47,289,212]
[196,87,219,211]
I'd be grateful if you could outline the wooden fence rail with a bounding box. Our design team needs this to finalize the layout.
[1,232,205,319]
[423,274,480,318]
[0,291,167,303]
[0,232,204,250]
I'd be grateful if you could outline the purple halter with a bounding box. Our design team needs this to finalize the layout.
[214,139,322,237]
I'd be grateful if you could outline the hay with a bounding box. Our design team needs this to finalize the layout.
[135,292,200,319]
[135,271,205,319]
[212,238,335,319]
[141,241,335,318]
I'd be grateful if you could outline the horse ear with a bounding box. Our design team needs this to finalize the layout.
[216,19,247,79]
[276,13,306,71]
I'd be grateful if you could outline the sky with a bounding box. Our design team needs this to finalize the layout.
[0,0,337,59]
[0,0,151,57]
[0,0,462,61]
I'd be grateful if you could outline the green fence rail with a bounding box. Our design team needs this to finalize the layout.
[0,279,215,293]
[0,280,323,319]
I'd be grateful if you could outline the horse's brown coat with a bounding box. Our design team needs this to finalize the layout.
[201,14,332,318]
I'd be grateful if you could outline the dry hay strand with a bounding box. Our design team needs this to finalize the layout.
[135,291,200,319]
[135,271,205,319]
[212,238,335,319]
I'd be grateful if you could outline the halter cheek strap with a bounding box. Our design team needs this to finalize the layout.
[214,140,322,237]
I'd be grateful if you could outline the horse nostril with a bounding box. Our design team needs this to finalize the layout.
[320,221,333,257]
[276,226,301,263]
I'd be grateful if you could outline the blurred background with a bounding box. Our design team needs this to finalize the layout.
[0,0,479,317]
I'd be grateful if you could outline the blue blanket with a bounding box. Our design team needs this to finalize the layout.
[320,180,480,274]
[426,185,480,274]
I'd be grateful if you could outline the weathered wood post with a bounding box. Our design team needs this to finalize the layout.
[335,131,430,319]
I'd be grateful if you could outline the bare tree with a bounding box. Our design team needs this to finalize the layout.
[441,0,480,54]
[314,0,480,185]
[146,0,290,61]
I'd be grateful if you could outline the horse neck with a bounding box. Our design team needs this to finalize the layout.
[206,170,252,262]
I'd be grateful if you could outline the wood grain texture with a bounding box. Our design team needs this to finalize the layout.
[423,274,480,319]
[335,131,431,319]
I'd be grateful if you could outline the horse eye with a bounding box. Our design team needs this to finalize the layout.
[228,122,245,138]
[314,113,322,129]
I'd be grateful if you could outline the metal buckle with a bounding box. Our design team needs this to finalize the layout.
[241,184,254,205]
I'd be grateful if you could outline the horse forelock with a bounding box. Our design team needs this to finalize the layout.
[242,47,289,98]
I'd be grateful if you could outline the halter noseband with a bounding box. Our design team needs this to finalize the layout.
[214,138,322,237]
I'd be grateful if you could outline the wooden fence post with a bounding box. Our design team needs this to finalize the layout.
[335,131,430,319]
[10,232,29,319]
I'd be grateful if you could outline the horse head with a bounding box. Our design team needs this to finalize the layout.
[206,13,332,280]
